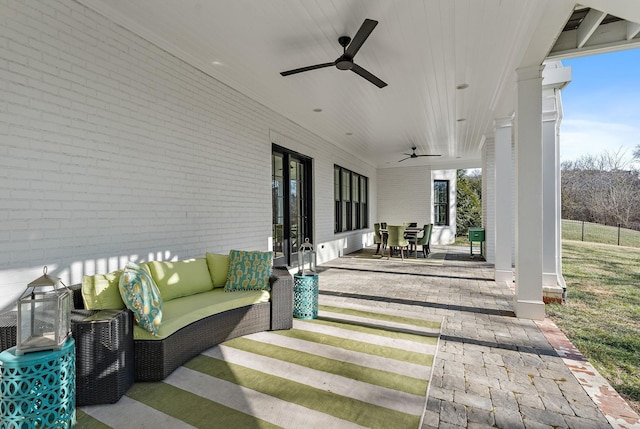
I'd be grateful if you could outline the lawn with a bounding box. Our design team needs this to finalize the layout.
[562,219,640,248]
[546,240,640,413]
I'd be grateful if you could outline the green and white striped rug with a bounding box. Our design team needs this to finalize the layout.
[77,305,441,429]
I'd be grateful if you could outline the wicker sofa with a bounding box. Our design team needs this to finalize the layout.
[73,256,293,383]
[0,253,293,405]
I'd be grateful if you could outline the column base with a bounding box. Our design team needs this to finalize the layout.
[495,269,514,283]
[543,285,565,304]
[514,298,545,320]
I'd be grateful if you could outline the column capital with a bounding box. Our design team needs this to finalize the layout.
[516,64,543,81]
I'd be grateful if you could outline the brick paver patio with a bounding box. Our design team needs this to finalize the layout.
[318,245,640,429]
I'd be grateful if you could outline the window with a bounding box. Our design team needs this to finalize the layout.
[434,180,449,226]
[334,165,368,232]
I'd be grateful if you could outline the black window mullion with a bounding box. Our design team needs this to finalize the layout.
[334,165,369,233]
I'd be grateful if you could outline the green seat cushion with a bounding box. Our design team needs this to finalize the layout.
[133,288,270,340]
[206,253,230,288]
[119,262,163,336]
[225,250,273,292]
[146,258,214,301]
[82,270,125,310]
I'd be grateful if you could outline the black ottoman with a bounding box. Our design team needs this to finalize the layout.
[71,309,135,406]
[0,311,17,352]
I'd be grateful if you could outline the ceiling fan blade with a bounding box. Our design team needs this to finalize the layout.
[350,63,387,88]
[398,157,411,162]
[345,19,378,58]
[416,154,441,157]
[280,62,334,76]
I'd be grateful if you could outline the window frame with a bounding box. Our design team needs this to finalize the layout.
[334,165,369,233]
[434,179,450,226]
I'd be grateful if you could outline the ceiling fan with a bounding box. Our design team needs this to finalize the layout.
[398,146,441,162]
[280,18,387,88]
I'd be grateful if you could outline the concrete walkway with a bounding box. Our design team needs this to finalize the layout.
[317,245,640,429]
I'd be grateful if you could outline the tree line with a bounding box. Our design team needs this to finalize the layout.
[562,147,640,230]
[456,145,640,237]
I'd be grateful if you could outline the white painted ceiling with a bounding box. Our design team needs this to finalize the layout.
[77,0,640,169]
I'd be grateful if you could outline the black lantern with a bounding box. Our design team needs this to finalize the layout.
[16,266,72,355]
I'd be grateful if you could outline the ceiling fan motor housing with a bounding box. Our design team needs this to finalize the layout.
[336,55,353,70]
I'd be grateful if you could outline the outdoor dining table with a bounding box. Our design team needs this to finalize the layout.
[379,226,424,259]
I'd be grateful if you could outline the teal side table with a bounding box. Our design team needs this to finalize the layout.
[0,338,75,428]
[293,273,319,320]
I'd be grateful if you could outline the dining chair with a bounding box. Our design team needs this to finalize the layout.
[404,222,418,244]
[386,225,409,260]
[373,223,384,255]
[415,224,433,257]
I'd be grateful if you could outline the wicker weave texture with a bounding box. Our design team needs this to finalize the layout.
[270,267,294,330]
[0,311,17,352]
[71,309,135,405]
[134,303,271,381]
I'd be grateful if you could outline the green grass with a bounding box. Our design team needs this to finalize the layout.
[562,219,640,248]
[547,240,640,413]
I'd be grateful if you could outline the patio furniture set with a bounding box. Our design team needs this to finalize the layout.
[0,252,294,409]
[375,222,434,260]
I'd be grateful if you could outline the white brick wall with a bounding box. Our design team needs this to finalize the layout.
[0,0,376,311]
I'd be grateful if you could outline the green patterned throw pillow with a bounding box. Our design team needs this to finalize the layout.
[225,250,273,292]
[119,261,163,335]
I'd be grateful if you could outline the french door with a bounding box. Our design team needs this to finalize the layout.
[272,145,313,267]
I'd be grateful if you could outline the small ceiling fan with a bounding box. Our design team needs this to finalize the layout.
[280,18,387,88]
[398,146,441,162]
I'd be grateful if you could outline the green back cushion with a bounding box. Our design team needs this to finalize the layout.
[206,253,230,288]
[225,250,273,292]
[146,258,214,301]
[119,262,163,335]
[82,270,125,310]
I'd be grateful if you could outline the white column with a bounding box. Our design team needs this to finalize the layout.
[515,65,545,320]
[494,118,514,283]
[541,62,571,301]
[542,89,559,288]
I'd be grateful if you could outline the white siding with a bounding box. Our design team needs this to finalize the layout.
[377,166,431,226]
[0,0,376,311]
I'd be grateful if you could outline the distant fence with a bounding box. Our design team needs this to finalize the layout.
[562,219,640,248]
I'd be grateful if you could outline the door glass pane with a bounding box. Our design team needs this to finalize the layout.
[290,159,307,256]
[289,160,298,253]
[272,154,284,259]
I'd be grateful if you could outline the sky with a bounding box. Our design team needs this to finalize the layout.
[559,48,640,166]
